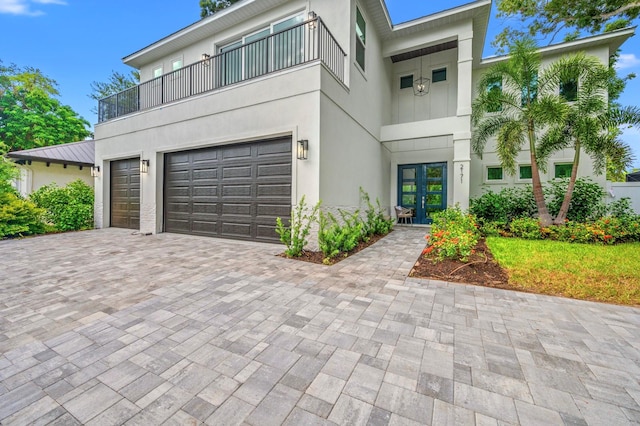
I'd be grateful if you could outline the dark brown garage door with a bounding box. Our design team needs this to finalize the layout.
[111,158,140,229]
[164,137,291,243]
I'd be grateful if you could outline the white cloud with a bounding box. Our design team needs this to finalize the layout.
[0,0,66,16]
[615,53,640,70]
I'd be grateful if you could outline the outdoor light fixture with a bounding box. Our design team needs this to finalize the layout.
[202,53,211,61]
[413,56,430,96]
[308,10,317,29]
[297,140,309,160]
[140,159,150,173]
[90,165,100,178]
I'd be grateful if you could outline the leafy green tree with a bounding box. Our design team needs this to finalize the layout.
[472,39,571,226]
[494,0,640,49]
[200,0,241,18]
[88,70,140,113]
[0,143,45,238]
[0,61,91,152]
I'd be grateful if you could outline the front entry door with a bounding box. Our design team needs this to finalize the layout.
[398,162,447,224]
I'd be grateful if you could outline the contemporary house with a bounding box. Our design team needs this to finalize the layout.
[93,0,635,242]
[8,140,94,197]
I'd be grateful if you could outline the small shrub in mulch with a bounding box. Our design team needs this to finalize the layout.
[410,238,510,288]
[277,232,388,265]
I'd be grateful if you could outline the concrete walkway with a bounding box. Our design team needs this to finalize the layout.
[0,228,639,425]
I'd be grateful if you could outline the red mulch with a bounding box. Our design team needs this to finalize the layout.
[410,238,511,288]
[277,232,388,265]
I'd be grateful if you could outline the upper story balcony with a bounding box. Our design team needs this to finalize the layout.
[98,17,345,123]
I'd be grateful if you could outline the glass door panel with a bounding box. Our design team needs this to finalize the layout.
[398,162,447,224]
[245,28,270,79]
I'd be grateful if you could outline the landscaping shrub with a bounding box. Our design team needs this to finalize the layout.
[360,187,394,238]
[30,180,94,231]
[470,186,536,224]
[608,197,635,219]
[275,195,321,257]
[0,191,45,238]
[425,206,480,262]
[318,210,363,263]
[545,178,606,223]
[509,217,543,240]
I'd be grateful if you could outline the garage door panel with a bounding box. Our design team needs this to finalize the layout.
[222,203,252,216]
[257,203,291,218]
[221,222,252,238]
[192,202,218,214]
[223,165,253,179]
[257,183,291,197]
[192,150,218,163]
[192,169,218,180]
[192,222,219,235]
[111,158,140,230]
[223,184,252,197]
[164,137,291,242]
[258,163,291,177]
[222,145,252,160]
[192,186,218,197]
[257,141,291,155]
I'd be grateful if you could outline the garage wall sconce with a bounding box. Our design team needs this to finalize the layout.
[90,165,100,177]
[297,140,308,160]
[140,159,150,173]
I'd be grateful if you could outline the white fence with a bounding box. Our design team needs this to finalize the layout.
[606,181,640,214]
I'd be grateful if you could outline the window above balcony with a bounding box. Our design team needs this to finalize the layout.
[98,16,345,123]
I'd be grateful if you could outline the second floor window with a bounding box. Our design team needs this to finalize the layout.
[487,77,502,112]
[356,7,366,71]
[560,79,578,102]
[218,14,305,86]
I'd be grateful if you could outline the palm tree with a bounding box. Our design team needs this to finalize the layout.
[472,39,569,226]
[538,54,640,224]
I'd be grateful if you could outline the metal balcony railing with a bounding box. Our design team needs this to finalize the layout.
[98,17,346,123]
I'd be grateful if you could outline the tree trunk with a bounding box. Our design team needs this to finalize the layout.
[553,143,580,225]
[528,126,552,226]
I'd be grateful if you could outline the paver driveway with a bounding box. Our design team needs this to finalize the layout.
[1,228,640,425]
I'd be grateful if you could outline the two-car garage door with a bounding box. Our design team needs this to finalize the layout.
[164,137,292,243]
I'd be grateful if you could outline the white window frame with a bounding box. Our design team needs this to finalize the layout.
[217,12,305,82]
[431,66,447,83]
[484,164,506,184]
[517,164,533,183]
[153,66,163,79]
[171,58,183,71]
[553,161,574,179]
[355,5,366,73]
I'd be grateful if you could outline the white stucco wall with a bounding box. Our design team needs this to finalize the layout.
[607,182,640,213]
[95,65,324,233]
[13,162,93,197]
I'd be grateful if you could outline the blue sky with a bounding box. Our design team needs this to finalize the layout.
[1,0,639,168]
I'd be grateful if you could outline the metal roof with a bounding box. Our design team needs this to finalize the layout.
[7,140,95,167]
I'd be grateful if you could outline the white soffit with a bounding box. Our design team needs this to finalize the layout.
[123,0,290,68]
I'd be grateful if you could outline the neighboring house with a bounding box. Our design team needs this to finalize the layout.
[8,140,95,197]
[93,0,635,243]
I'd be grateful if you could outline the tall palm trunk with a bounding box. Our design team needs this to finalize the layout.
[528,125,552,226]
[553,142,581,225]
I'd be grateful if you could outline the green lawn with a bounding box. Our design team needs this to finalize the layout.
[486,237,640,306]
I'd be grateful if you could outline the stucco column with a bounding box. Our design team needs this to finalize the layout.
[453,133,471,210]
[454,31,473,209]
[457,31,474,117]
[139,153,157,234]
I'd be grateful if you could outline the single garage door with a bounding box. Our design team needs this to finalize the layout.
[111,158,140,229]
[164,137,291,243]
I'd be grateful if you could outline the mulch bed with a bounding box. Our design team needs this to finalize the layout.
[410,238,511,288]
[277,232,388,265]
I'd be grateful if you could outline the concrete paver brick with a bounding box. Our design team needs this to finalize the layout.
[1,228,639,426]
